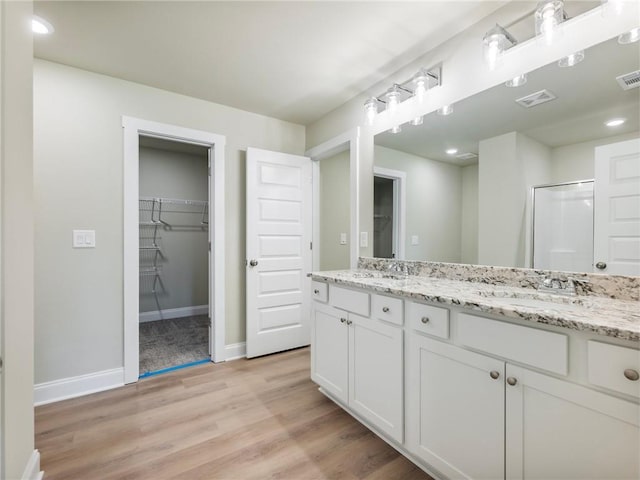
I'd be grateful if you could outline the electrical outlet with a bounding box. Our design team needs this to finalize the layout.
[411,235,419,246]
[340,233,347,245]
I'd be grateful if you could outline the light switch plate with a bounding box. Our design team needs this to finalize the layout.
[73,229,96,248]
[360,231,368,248]
[411,235,419,246]
[340,233,347,245]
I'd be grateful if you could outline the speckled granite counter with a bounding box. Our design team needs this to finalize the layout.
[311,268,640,342]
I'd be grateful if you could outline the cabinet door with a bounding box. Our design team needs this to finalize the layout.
[348,313,404,442]
[311,303,348,403]
[506,364,640,480]
[407,335,505,480]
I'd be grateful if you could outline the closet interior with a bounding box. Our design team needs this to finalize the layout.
[138,136,211,376]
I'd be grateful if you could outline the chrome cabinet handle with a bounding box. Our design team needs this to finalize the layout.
[595,261,607,270]
[314,289,320,294]
[507,377,518,386]
[624,369,639,381]
[421,316,430,324]
[382,306,390,313]
[340,318,346,324]
[489,371,500,380]
[249,259,258,267]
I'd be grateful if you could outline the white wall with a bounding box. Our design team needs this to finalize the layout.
[319,150,351,270]
[478,132,551,268]
[461,164,479,264]
[551,132,640,183]
[33,60,305,384]
[375,145,462,263]
[1,1,36,478]
[138,147,209,314]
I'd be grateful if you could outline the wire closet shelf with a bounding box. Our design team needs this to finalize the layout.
[139,196,209,227]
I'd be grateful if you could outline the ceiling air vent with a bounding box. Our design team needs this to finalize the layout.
[456,152,478,161]
[616,70,640,90]
[515,89,557,108]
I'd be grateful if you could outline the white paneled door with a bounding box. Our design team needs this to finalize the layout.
[246,148,312,358]
[594,138,640,275]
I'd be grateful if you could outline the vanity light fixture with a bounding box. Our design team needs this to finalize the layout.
[535,0,567,46]
[618,27,640,45]
[483,24,517,71]
[32,15,54,34]
[558,50,585,67]
[505,74,528,87]
[437,104,454,116]
[446,148,458,155]
[605,118,625,127]
[362,65,441,126]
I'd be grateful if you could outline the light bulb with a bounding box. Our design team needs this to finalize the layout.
[412,69,429,103]
[487,40,500,71]
[385,85,401,116]
[535,1,564,46]
[364,97,378,126]
[505,74,527,87]
[482,24,516,71]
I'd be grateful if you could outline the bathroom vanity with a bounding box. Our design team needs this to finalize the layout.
[310,259,640,480]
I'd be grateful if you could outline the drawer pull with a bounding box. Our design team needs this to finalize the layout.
[421,316,430,324]
[346,319,353,326]
[489,371,500,380]
[624,369,640,381]
[340,318,346,324]
[507,377,518,386]
[382,306,390,313]
[314,289,320,294]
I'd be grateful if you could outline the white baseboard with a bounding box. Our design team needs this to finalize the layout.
[21,450,43,480]
[139,304,208,323]
[34,368,124,406]
[224,342,246,361]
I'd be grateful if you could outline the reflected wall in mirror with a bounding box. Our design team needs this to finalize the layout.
[318,150,350,270]
[373,35,640,274]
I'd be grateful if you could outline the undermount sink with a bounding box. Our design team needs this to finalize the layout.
[477,290,586,311]
[503,297,581,311]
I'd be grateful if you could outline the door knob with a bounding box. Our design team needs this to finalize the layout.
[249,259,258,267]
[595,261,607,270]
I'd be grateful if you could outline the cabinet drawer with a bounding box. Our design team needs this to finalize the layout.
[588,341,640,398]
[371,293,404,325]
[458,313,568,376]
[311,281,328,303]
[329,285,370,316]
[407,301,449,339]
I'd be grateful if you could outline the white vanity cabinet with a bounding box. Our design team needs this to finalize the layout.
[311,289,404,443]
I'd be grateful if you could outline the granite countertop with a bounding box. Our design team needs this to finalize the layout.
[311,269,640,341]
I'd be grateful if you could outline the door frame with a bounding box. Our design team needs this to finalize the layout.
[306,128,360,269]
[373,166,406,260]
[122,116,226,384]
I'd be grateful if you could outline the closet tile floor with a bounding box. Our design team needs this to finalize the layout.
[139,314,209,374]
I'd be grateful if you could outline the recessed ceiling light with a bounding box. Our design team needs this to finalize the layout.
[505,74,527,87]
[446,148,458,155]
[605,118,626,127]
[618,27,639,45]
[558,50,585,68]
[32,15,54,35]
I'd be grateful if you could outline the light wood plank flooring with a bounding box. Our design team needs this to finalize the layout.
[36,347,432,479]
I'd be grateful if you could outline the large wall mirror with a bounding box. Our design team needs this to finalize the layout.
[372,34,639,274]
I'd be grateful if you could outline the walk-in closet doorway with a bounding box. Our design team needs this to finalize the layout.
[123,117,226,384]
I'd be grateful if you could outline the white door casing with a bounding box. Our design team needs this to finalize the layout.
[373,166,406,260]
[246,147,312,358]
[123,117,226,384]
[594,138,640,275]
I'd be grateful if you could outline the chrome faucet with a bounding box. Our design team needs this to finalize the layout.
[538,276,589,296]
[387,261,409,277]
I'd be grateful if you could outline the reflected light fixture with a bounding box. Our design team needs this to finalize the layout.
[411,116,424,126]
[384,85,402,116]
[391,124,402,134]
[558,50,585,67]
[483,24,517,71]
[437,104,454,116]
[446,148,458,155]
[605,118,626,127]
[505,74,528,87]
[364,97,378,126]
[618,27,640,45]
[412,69,429,103]
[535,0,566,46]
[32,15,54,34]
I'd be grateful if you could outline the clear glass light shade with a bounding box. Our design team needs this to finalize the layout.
[535,0,565,46]
[483,25,515,71]
[437,104,453,116]
[618,27,640,44]
[505,74,528,87]
[385,86,401,115]
[412,69,429,103]
[364,97,378,126]
[411,116,424,126]
[558,50,584,67]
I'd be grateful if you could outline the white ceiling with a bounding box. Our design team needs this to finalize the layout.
[33,1,508,126]
[376,34,640,165]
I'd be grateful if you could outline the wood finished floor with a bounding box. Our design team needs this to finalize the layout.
[35,347,432,480]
